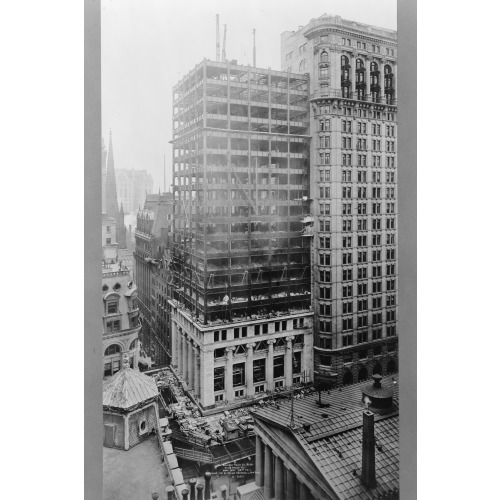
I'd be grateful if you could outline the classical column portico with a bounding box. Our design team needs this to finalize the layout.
[255,435,264,487]
[274,454,284,500]
[285,336,294,389]
[225,347,235,401]
[286,467,296,500]
[194,346,200,397]
[266,340,275,390]
[246,343,256,397]
[183,334,189,381]
[264,444,274,499]
[188,341,194,389]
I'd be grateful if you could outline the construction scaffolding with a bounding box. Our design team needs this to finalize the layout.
[172,60,311,325]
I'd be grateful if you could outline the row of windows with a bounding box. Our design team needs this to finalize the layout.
[213,354,302,391]
[338,264,396,281]
[319,235,396,248]
[342,108,396,122]
[340,155,396,167]
[212,319,305,342]
[340,171,396,183]
[340,249,397,265]
[341,279,396,298]
[341,187,396,199]
[318,332,397,351]
[341,295,396,313]
[342,202,396,215]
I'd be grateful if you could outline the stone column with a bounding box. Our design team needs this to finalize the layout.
[246,343,256,397]
[380,58,386,103]
[183,334,189,381]
[171,324,177,367]
[179,329,184,374]
[194,346,200,397]
[188,341,195,389]
[286,467,296,500]
[333,49,341,93]
[225,347,235,402]
[274,454,284,500]
[350,55,356,99]
[299,481,309,500]
[255,435,264,487]
[264,444,274,499]
[285,336,295,389]
[266,340,276,391]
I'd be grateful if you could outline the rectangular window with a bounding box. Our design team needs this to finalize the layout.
[358,298,368,312]
[242,327,247,337]
[214,367,225,391]
[233,362,245,387]
[107,301,118,315]
[343,301,353,314]
[358,251,367,263]
[234,328,240,339]
[319,355,331,367]
[273,356,285,378]
[357,283,368,295]
[357,330,368,344]
[253,358,266,383]
[254,325,260,335]
[214,331,220,342]
[106,320,120,333]
[342,334,353,347]
[342,252,352,264]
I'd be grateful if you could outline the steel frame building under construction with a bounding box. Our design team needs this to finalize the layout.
[168,60,315,409]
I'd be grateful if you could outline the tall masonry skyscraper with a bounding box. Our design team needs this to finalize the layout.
[281,14,398,387]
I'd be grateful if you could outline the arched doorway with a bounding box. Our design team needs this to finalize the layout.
[343,371,353,385]
[372,363,382,376]
[387,359,397,374]
[358,366,368,382]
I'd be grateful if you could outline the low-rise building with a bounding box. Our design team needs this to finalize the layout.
[239,374,399,500]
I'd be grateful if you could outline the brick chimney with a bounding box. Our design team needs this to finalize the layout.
[361,410,376,488]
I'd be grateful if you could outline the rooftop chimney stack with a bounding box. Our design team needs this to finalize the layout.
[196,483,204,500]
[204,472,211,500]
[189,478,196,499]
[361,410,376,489]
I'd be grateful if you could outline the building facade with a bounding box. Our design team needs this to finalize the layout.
[116,169,154,215]
[281,15,398,386]
[134,193,174,368]
[102,261,141,377]
[169,60,314,409]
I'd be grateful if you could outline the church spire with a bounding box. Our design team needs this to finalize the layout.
[105,131,120,221]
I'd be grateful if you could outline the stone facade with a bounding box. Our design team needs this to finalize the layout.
[281,15,399,386]
[170,303,314,409]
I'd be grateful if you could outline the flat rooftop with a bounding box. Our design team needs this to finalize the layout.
[103,436,170,500]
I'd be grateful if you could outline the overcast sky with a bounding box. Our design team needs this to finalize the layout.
[102,0,396,192]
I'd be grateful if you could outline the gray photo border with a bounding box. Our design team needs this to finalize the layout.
[84,0,417,498]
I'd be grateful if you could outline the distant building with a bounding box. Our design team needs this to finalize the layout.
[102,219,142,377]
[238,374,399,500]
[103,132,128,250]
[134,192,175,368]
[116,169,154,215]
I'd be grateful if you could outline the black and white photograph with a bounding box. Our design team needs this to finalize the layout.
[99,1,402,499]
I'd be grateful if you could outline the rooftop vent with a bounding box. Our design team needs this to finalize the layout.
[303,422,311,432]
[361,374,394,413]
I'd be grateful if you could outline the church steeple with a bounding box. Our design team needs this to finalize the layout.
[105,131,120,221]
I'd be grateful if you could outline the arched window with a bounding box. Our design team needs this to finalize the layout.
[356,59,366,99]
[370,62,380,101]
[299,59,308,72]
[384,64,394,103]
[105,344,122,356]
[129,338,138,351]
[341,56,351,97]
[320,51,328,63]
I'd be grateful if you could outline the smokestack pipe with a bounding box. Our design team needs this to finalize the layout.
[220,485,227,500]
[182,488,189,500]
[196,483,204,500]
[361,410,376,488]
[204,472,212,500]
[189,478,197,499]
